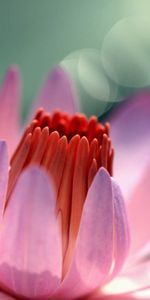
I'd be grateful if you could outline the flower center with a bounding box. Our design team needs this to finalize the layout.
[8,108,114,275]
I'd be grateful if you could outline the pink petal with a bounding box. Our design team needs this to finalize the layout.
[53,168,114,299]
[110,178,130,278]
[126,165,150,255]
[0,166,62,299]
[0,141,9,217]
[110,91,150,199]
[30,65,79,118]
[0,66,21,156]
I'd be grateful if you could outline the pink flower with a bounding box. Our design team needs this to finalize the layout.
[0,65,148,300]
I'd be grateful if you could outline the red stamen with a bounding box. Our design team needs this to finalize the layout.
[88,138,99,168]
[40,114,51,129]
[48,136,68,191]
[30,127,49,164]
[42,131,60,168]
[88,158,98,188]
[101,133,109,169]
[25,127,41,164]
[63,136,89,275]
[57,135,80,256]
[34,107,44,121]
[7,133,32,201]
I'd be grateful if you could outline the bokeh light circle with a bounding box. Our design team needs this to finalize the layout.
[78,49,110,101]
[61,49,118,117]
[101,16,150,88]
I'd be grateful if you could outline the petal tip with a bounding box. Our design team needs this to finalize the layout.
[0,140,8,156]
[50,65,68,82]
[0,140,7,148]
[20,165,56,196]
[93,167,112,195]
[22,165,47,179]
[99,166,110,179]
[6,65,20,80]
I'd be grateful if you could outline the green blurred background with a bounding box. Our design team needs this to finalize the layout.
[0,0,150,119]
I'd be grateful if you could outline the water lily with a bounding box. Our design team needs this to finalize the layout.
[0,65,148,300]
